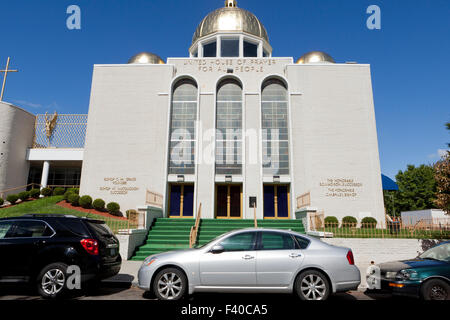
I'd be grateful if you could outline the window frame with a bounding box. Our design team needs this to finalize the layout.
[0,219,56,239]
[218,231,258,252]
[255,231,298,251]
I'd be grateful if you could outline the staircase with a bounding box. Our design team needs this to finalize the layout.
[131,218,305,261]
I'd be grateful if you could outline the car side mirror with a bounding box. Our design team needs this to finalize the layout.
[210,245,225,254]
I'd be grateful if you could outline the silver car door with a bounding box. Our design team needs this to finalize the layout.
[199,232,257,286]
[256,231,305,286]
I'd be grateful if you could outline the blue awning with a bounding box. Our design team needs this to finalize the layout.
[382,174,399,191]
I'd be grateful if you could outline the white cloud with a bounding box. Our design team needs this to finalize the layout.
[12,100,42,108]
[437,149,448,158]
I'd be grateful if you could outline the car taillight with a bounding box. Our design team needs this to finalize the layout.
[81,239,99,255]
[346,250,355,265]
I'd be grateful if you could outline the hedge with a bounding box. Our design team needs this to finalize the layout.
[342,216,358,226]
[107,202,121,216]
[324,216,339,227]
[79,195,93,209]
[92,198,105,211]
[6,194,19,205]
[29,188,41,199]
[18,191,30,201]
[40,188,52,197]
[361,217,377,228]
[53,187,65,196]
[68,193,80,206]
[0,198,4,206]
[67,188,79,195]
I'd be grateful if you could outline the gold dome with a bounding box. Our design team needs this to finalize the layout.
[128,52,165,64]
[192,0,269,45]
[296,51,335,64]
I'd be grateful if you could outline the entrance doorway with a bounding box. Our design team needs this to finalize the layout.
[168,184,194,218]
[263,185,290,219]
[215,184,242,219]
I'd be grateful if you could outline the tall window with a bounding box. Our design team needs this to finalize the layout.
[216,79,243,175]
[168,79,198,175]
[261,79,289,175]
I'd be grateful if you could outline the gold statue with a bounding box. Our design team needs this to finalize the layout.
[44,111,58,139]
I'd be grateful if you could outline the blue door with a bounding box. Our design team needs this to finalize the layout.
[263,185,290,219]
[169,185,182,217]
[169,185,194,217]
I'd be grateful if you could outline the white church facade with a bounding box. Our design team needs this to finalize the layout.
[0,0,385,223]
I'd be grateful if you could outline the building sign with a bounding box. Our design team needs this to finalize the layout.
[180,58,280,73]
[319,178,363,198]
[100,177,139,195]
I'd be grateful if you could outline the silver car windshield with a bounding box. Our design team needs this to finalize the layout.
[419,242,450,262]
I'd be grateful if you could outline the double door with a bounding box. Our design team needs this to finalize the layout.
[215,184,242,219]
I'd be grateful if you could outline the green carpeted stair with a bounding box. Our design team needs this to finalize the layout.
[130,218,305,261]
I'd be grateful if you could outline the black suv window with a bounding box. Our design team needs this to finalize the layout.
[9,220,53,238]
[86,221,114,239]
[219,232,257,252]
[260,232,296,250]
[0,221,14,239]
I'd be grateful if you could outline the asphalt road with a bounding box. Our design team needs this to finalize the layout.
[0,283,407,301]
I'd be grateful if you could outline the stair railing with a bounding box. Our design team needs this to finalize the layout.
[189,203,202,248]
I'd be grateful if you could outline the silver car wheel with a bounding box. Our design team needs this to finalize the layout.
[41,269,65,295]
[157,272,182,300]
[300,274,326,300]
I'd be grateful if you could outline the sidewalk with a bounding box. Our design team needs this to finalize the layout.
[102,261,142,287]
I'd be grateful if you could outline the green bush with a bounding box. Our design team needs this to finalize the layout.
[63,190,74,201]
[29,188,41,199]
[53,187,65,196]
[324,216,339,227]
[126,209,138,219]
[107,202,121,216]
[92,198,105,211]
[18,191,30,201]
[342,216,358,226]
[0,198,4,206]
[6,194,19,205]
[40,188,52,197]
[79,195,93,209]
[67,188,79,195]
[361,217,377,228]
[68,193,80,206]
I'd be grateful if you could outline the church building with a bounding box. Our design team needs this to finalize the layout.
[0,0,385,223]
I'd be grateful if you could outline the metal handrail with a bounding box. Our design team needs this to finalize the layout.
[0,183,39,199]
[189,203,202,248]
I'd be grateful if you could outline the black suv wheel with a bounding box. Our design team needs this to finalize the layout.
[37,263,69,299]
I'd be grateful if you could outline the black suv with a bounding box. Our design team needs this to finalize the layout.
[0,214,121,298]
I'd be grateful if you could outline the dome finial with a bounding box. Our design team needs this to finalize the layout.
[225,0,237,8]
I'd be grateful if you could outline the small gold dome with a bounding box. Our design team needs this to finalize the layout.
[128,52,165,64]
[192,0,269,45]
[296,51,335,64]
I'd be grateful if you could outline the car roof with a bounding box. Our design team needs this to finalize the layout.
[226,227,316,240]
[0,214,105,224]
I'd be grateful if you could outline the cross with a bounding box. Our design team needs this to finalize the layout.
[0,57,19,102]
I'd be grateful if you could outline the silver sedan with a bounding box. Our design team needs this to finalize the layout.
[138,228,360,301]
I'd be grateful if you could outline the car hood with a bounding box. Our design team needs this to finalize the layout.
[379,258,447,272]
[152,248,196,259]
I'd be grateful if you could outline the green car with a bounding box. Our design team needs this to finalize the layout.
[377,241,450,300]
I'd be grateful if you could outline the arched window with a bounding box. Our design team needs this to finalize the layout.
[168,79,198,175]
[261,79,289,175]
[216,79,243,175]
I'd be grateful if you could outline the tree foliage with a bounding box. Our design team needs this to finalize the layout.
[391,164,437,214]
[434,152,450,214]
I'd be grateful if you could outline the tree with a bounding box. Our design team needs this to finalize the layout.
[393,164,437,213]
[434,152,450,214]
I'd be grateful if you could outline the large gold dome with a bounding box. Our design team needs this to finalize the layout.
[296,51,335,64]
[192,0,269,45]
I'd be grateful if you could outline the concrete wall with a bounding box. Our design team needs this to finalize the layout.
[116,229,148,260]
[0,102,35,198]
[288,64,385,224]
[80,64,174,213]
[322,238,427,288]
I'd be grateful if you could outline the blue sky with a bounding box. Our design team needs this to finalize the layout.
[0,0,449,179]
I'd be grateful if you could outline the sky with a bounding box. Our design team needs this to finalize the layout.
[0,0,449,180]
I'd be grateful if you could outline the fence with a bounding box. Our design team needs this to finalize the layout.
[312,219,450,239]
[296,192,311,209]
[146,190,163,208]
[33,114,88,148]
[99,216,139,235]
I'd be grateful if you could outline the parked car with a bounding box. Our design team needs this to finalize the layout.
[373,241,450,300]
[138,228,360,300]
[0,214,121,299]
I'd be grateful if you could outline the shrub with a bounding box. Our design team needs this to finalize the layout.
[79,195,93,209]
[67,188,79,195]
[0,198,4,206]
[18,191,30,201]
[40,188,52,197]
[63,190,74,201]
[6,194,19,205]
[92,198,105,211]
[361,217,377,228]
[107,202,121,216]
[342,216,358,226]
[53,187,65,196]
[68,193,80,206]
[126,209,138,219]
[29,188,41,199]
[324,216,339,227]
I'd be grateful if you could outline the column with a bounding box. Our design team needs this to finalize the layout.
[40,161,50,189]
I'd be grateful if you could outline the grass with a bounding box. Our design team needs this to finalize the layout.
[323,226,450,239]
[0,196,131,233]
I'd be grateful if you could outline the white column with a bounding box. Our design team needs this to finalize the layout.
[40,161,50,189]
